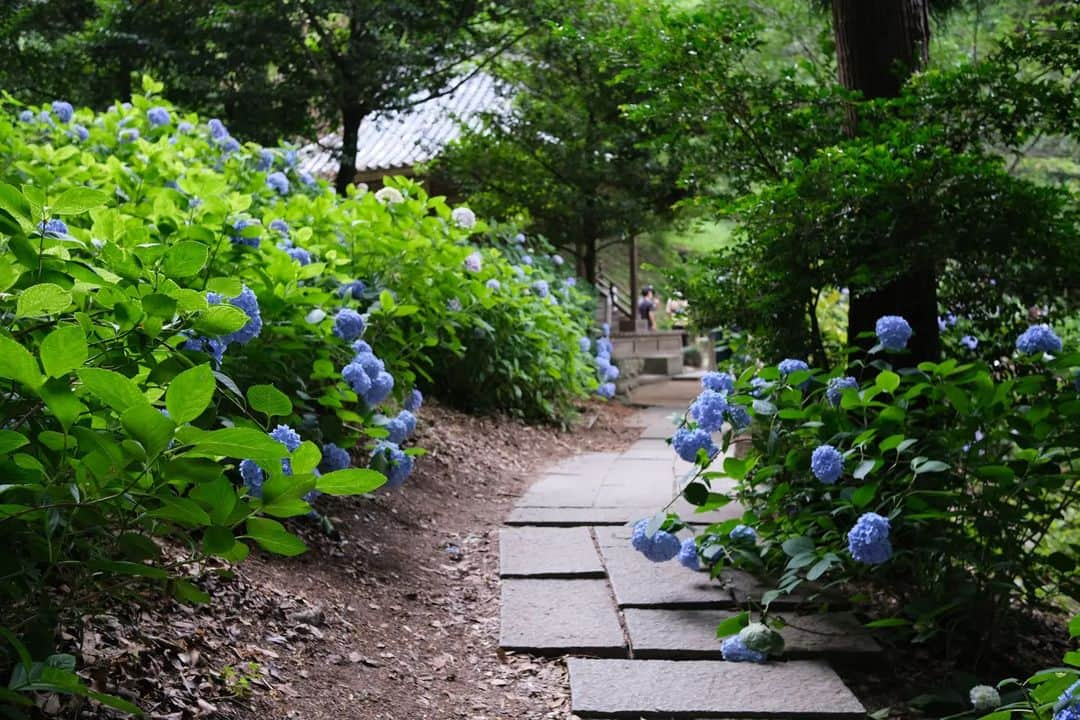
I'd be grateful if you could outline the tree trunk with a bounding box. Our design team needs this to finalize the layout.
[335,105,364,196]
[832,0,940,363]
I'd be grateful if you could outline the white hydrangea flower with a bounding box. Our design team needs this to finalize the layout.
[970,685,1001,712]
[374,187,404,205]
[451,206,476,229]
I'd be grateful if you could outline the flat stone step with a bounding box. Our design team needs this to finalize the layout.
[517,473,603,508]
[568,658,866,719]
[545,452,621,476]
[499,527,604,578]
[499,579,626,657]
[506,506,658,526]
[623,609,880,660]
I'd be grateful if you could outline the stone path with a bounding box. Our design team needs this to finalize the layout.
[498,392,875,718]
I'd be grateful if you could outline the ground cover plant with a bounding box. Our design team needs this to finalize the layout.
[630,317,1079,690]
[0,80,596,713]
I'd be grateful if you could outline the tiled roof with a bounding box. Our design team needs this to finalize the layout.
[299,72,507,178]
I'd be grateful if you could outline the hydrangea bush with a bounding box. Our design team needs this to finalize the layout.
[0,81,596,708]
[632,317,1079,656]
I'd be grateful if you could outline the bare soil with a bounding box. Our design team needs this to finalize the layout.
[61,400,639,719]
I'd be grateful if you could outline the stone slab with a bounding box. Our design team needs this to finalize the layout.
[499,579,626,656]
[499,527,604,578]
[517,473,603,508]
[505,506,657,525]
[596,530,808,609]
[618,439,673,461]
[544,452,621,476]
[568,658,866,718]
[623,609,880,659]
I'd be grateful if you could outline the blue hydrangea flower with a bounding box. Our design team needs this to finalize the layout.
[513,233,526,244]
[343,362,372,395]
[672,427,717,464]
[269,219,289,235]
[353,352,384,380]
[689,390,729,433]
[221,137,241,154]
[219,285,262,345]
[147,106,170,127]
[239,459,265,497]
[266,171,290,195]
[365,371,395,407]
[183,335,228,367]
[38,110,54,125]
[352,339,373,356]
[320,443,351,473]
[701,371,735,394]
[397,410,417,437]
[810,444,844,484]
[730,524,757,543]
[18,110,35,123]
[383,417,408,445]
[601,322,610,337]
[333,309,365,341]
[960,335,978,351]
[404,389,423,412]
[269,424,302,452]
[579,337,591,353]
[371,441,413,488]
[286,247,311,265]
[875,315,913,351]
[532,280,549,298]
[564,277,577,288]
[749,377,769,397]
[338,279,366,299]
[464,251,483,272]
[640,527,681,562]
[725,403,751,430]
[778,358,809,376]
[284,149,298,167]
[848,512,892,564]
[826,376,859,407]
[231,218,260,248]
[552,254,564,266]
[208,118,229,140]
[1016,324,1062,355]
[596,338,613,357]
[1054,681,1080,720]
[257,149,274,171]
[522,254,533,265]
[630,519,652,553]
[39,219,69,237]
[118,128,140,143]
[596,382,616,399]
[485,278,501,291]
[299,171,316,187]
[51,101,74,123]
[71,124,89,141]
[601,360,620,382]
[447,297,463,312]
[677,538,699,569]
[177,121,193,134]
[721,636,767,663]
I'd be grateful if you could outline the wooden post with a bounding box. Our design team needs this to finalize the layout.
[628,233,638,324]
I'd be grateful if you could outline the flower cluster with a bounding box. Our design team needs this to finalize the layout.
[672,427,717,463]
[320,443,351,473]
[451,207,476,229]
[1054,680,1080,720]
[231,218,261,248]
[375,186,404,205]
[701,371,735,394]
[184,285,262,366]
[677,538,699,569]
[593,324,618,399]
[371,440,414,488]
[875,315,913,351]
[333,308,365,341]
[848,512,892,564]
[147,106,171,127]
[342,340,395,407]
[729,525,757,544]
[689,389,728,433]
[404,389,423,413]
[266,171,290,195]
[721,636,766,664]
[464,251,483,273]
[1016,324,1062,355]
[630,519,681,562]
[825,376,858,407]
[810,444,843,484]
[969,685,1001,712]
[778,358,809,376]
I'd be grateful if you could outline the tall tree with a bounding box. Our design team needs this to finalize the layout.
[830,0,939,362]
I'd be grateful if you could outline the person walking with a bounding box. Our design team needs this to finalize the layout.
[637,286,657,331]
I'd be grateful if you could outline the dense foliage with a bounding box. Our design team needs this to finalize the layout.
[634,319,1079,667]
[0,82,595,711]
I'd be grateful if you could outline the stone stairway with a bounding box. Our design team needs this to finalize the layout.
[498,404,875,719]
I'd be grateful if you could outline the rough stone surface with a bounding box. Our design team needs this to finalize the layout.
[597,534,735,608]
[499,527,604,578]
[505,506,655,525]
[516,473,603,508]
[499,579,626,656]
[545,452,620,476]
[619,439,674,460]
[623,609,880,659]
[568,658,866,718]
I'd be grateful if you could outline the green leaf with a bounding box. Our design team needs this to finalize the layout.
[172,579,211,605]
[194,304,249,335]
[1070,615,1080,639]
[852,459,876,481]
[120,404,175,456]
[141,293,177,319]
[176,426,289,462]
[875,370,900,393]
[682,482,708,506]
[315,468,387,496]
[714,611,749,639]
[247,384,292,418]
[189,477,238,525]
[201,526,237,555]
[162,241,209,277]
[77,368,147,412]
[291,441,321,475]
[781,536,814,557]
[0,335,44,390]
[879,434,905,452]
[86,559,169,581]
[16,283,72,317]
[1064,651,1080,668]
[51,187,109,215]
[40,378,86,429]
[0,430,29,455]
[379,289,396,311]
[722,457,748,479]
[148,496,212,526]
[244,517,307,556]
[806,556,833,581]
[40,325,88,378]
[851,483,878,508]
[0,182,32,226]
[913,459,950,475]
[864,618,911,628]
[166,364,215,423]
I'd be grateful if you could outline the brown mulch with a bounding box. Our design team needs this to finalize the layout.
[58,399,640,719]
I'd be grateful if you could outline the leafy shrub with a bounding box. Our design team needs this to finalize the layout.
[0,79,596,709]
[635,319,1079,655]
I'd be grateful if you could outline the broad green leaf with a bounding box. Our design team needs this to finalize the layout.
[77,368,147,412]
[247,384,292,418]
[0,335,43,390]
[0,182,32,226]
[194,304,249,336]
[714,611,749,638]
[244,517,307,556]
[806,556,833,581]
[291,441,321,475]
[202,526,237,555]
[722,456,748,479]
[120,404,175,457]
[52,187,109,215]
[176,426,289,462]
[189,477,237,525]
[147,496,212,526]
[172,579,211,605]
[86,559,168,580]
[879,434,905,452]
[0,430,29,455]
[40,325,88,377]
[913,459,950,475]
[1070,615,1080,639]
[875,370,900,393]
[16,283,72,317]
[781,536,813,557]
[864,618,911,628]
[315,468,387,496]
[166,364,215,423]
[852,459,876,481]
[142,293,177,319]
[162,241,209,277]
[39,378,86,429]
[851,483,878,508]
